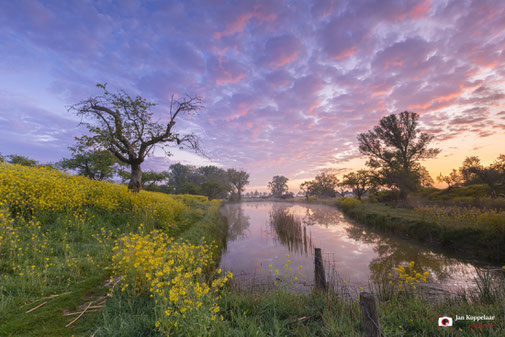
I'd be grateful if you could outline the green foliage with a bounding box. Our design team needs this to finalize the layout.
[340,169,376,200]
[226,169,249,200]
[336,197,361,210]
[167,163,231,199]
[0,164,221,335]
[369,189,401,202]
[268,175,289,198]
[5,154,39,167]
[337,200,505,261]
[58,140,123,181]
[459,154,505,197]
[357,111,440,199]
[417,184,491,200]
[300,172,339,198]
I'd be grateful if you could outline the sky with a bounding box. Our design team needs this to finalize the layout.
[1,0,505,192]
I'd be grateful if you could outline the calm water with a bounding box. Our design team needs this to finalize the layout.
[219,202,487,292]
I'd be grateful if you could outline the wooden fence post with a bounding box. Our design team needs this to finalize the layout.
[314,248,326,291]
[359,291,380,337]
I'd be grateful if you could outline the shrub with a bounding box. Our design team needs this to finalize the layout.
[110,229,232,336]
[0,163,215,232]
[369,190,401,202]
[336,197,360,210]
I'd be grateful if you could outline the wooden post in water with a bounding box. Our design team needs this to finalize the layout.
[359,292,381,337]
[314,248,326,291]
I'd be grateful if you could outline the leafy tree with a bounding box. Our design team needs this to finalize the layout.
[459,155,505,197]
[197,166,230,198]
[268,175,289,198]
[226,169,249,201]
[437,169,463,189]
[71,83,201,192]
[142,170,170,189]
[335,185,349,197]
[341,170,376,200]
[300,180,315,199]
[58,140,123,180]
[299,172,339,198]
[200,181,228,200]
[6,154,38,167]
[311,172,339,198]
[167,163,195,194]
[417,165,434,188]
[0,153,4,162]
[178,182,201,195]
[357,111,440,200]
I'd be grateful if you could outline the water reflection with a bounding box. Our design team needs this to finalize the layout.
[219,202,483,291]
[269,206,312,255]
[297,206,345,227]
[223,204,251,240]
[344,225,474,286]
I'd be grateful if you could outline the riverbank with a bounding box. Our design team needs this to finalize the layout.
[238,197,505,262]
[2,164,504,336]
[335,198,505,262]
[0,163,229,336]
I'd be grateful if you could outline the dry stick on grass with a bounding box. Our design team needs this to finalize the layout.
[25,301,47,314]
[64,309,102,316]
[22,292,72,307]
[65,302,92,328]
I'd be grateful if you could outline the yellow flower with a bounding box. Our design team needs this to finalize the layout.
[268,264,272,268]
[274,269,279,274]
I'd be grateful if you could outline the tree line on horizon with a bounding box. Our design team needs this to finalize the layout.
[263,112,505,201]
[1,84,504,201]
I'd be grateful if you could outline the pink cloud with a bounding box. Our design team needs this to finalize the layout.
[213,4,276,39]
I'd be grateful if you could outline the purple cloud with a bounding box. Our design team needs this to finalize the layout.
[1,0,505,189]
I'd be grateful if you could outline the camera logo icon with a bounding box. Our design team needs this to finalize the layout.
[438,316,453,327]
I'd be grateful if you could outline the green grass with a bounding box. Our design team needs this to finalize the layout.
[0,198,222,336]
[336,198,505,261]
[208,285,504,336]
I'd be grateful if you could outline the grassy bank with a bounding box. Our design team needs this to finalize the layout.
[2,164,504,336]
[213,284,505,336]
[336,197,505,262]
[0,163,229,336]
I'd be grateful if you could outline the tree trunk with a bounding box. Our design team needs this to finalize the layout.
[128,164,142,193]
[399,187,408,200]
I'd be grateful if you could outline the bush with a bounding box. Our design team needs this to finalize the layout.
[369,190,401,202]
[418,184,491,201]
[110,229,232,336]
[336,197,360,210]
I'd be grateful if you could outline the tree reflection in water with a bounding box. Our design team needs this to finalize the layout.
[344,224,475,284]
[269,206,312,255]
[221,204,251,241]
[298,206,346,228]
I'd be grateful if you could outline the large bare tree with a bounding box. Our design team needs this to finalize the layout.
[357,111,440,200]
[71,83,201,192]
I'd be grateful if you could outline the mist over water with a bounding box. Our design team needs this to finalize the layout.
[219,202,486,292]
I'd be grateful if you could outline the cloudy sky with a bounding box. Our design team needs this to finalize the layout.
[1,0,504,191]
